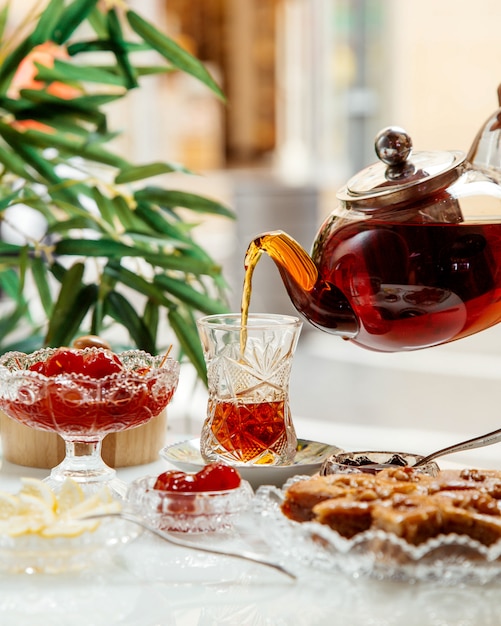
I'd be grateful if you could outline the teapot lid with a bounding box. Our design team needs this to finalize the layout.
[337,127,465,209]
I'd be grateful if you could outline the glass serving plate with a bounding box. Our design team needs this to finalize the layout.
[254,480,501,585]
[0,516,141,574]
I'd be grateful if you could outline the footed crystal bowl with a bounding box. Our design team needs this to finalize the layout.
[0,348,179,496]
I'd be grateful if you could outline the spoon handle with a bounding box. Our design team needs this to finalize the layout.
[414,426,501,467]
[87,512,297,581]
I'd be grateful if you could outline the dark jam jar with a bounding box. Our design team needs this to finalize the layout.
[320,451,439,476]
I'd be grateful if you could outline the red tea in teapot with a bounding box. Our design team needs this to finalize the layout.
[241,220,501,352]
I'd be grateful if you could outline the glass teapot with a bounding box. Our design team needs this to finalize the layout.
[242,88,501,352]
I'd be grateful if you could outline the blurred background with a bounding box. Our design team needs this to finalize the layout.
[19,0,501,442]
[116,0,501,442]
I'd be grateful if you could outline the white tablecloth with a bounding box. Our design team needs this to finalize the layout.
[1,417,500,626]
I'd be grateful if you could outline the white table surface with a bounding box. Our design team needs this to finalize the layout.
[1,417,501,626]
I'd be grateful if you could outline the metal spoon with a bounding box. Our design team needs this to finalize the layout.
[86,511,297,581]
[413,426,501,467]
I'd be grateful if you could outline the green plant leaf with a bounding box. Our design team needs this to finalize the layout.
[154,274,229,315]
[135,65,176,77]
[46,282,98,347]
[17,244,29,295]
[54,237,219,274]
[34,59,127,88]
[0,143,39,182]
[106,8,137,89]
[126,10,225,101]
[47,216,100,234]
[58,92,121,108]
[115,162,192,184]
[64,283,99,346]
[103,262,172,308]
[123,231,189,249]
[0,122,82,205]
[90,187,116,227]
[0,240,24,255]
[52,0,99,44]
[104,290,155,353]
[54,238,140,258]
[168,307,207,384]
[0,303,32,346]
[87,5,107,38]
[144,252,222,274]
[31,0,65,41]
[0,267,21,300]
[44,261,84,345]
[48,261,66,283]
[143,299,159,347]
[31,255,53,318]
[0,186,25,212]
[18,126,128,169]
[31,193,88,225]
[0,290,36,338]
[14,108,107,140]
[66,39,149,56]
[0,38,37,96]
[18,87,122,117]
[134,187,235,219]
[134,202,194,241]
[111,195,144,231]
[0,2,10,43]
[0,334,45,355]
[0,256,29,269]
[90,296,104,337]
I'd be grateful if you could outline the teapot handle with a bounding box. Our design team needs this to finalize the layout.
[467,83,501,168]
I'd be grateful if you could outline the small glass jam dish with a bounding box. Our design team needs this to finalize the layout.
[320,450,440,477]
[127,476,253,533]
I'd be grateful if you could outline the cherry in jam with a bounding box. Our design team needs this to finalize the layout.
[153,463,241,492]
[196,463,242,491]
[29,347,122,378]
[30,348,84,376]
[154,471,197,492]
[81,351,122,377]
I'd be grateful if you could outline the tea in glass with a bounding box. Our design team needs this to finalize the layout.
[197,314,302,465]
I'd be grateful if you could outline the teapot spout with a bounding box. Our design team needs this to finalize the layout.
[242,231,359,337]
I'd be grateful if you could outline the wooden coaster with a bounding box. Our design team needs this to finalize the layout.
[0,410,167,469]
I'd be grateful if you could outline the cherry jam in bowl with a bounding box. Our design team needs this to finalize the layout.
[0,347,180,438]
[320,451,440,477]
[127,464,253,533]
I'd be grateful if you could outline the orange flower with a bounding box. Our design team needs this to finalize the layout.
[9,41,81,99]
[8,41,81,132]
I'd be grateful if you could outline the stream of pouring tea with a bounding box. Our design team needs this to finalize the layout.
[240,232,314,353]
[240,232,318,354]
[240,240,262,354]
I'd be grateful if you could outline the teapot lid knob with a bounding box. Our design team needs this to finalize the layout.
[338,125,465,208]
[375,126,413,166]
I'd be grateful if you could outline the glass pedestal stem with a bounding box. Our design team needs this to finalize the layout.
[46,438,126,498]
